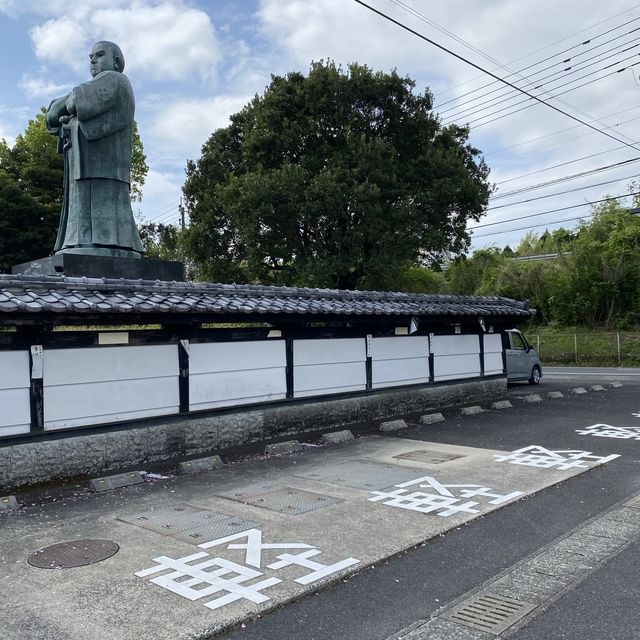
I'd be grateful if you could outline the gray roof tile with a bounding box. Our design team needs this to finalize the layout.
[0,273,535,322]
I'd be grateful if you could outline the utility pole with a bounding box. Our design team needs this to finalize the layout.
[179,197,185,229]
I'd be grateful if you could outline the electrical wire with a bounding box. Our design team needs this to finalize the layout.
[437,26,640,115]
[469,191,640,232]
[487,171,640,210]
[442,38,640,124]
[433,4,640,104]
[492,157,640,200]
[459,58,640,129]
[353,0,640,153]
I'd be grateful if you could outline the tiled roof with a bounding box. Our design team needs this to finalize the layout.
[0,274,534,320]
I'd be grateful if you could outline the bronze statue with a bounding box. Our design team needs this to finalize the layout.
[46,41,144,258]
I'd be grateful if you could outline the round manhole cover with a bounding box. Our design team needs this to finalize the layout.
[28,539,119,569]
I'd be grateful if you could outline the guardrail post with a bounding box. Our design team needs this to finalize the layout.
[574,333,578,364]
[617,333,621,366]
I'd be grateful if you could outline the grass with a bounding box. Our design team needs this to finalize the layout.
[525,327,640,367]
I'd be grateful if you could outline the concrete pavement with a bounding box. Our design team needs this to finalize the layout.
[0,400,626,640]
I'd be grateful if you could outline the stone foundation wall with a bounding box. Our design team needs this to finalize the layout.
[0,377,505,490]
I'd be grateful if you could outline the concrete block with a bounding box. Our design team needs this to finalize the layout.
[571,387,588,395]
[460,406,484,415]
[420,412,446,425]
[590,385,606,392]
[491,400,513,410]
[320,430,355,444]
[610,381,624,388]
[265,440,301,455]
[0,495,18,511]
[547,391,565,399]
[523,394,543,403]
[89,471,145,492]
[379,419,409,432]
[178,455,223,474]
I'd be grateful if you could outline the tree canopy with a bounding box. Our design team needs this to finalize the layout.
[0,109,148,271]
[183,61,492,289]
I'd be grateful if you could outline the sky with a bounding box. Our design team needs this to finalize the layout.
[1,0,640,254]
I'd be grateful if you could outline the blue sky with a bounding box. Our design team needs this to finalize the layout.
[2,0,640,253]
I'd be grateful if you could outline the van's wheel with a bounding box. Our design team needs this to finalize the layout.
[529,366,541,385]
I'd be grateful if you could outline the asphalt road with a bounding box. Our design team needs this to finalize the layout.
[218,372,640,640]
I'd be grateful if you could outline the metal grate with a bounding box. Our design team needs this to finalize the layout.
[445,591,536,635]
[294,460,426,490]
[28,539,119,569]
[393,449,464,465]
[118,504,259,545]
[221,487,342,516]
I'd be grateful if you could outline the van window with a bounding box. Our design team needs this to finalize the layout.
[511,332,527,350]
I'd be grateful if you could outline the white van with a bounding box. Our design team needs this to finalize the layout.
[504,329,542,384]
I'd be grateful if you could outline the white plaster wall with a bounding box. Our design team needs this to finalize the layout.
[294,338,366,397]
[43,345,180,429]
[432,334,481,381]
[189,340,287,410]
[484,333,505,376]
[0,351,31,436]
[372,336,430,389]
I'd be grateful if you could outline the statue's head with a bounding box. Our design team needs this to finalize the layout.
[89,41,125,77]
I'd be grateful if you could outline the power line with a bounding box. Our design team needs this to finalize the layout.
[437,23,640,114]
[492,157,640,200]
[469,191,640,232]
[487,171,640,211]
[353,0,640,153]
[442,37,640,124]
[460,57,640,129]
[433,4,640,103]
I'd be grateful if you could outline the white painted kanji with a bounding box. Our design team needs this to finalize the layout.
[135,528,360,611]
[368,475,523,517]
[267,549,360,584]
[134,552,281,610]
[576,423,640,440]
[494,445,619,470]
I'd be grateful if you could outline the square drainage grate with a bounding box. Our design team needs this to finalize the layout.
[118,504,259,545]
[445,591,536,635]
[294,460,428,490]
[218,485,342,515]
[393,449,464,465]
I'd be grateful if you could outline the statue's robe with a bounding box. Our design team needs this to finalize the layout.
[46,70,143,254]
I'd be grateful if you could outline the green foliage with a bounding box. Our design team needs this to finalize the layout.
[0,173,55,272]
[0,109,148,268]
[445,248,507,295]
[183,60,492,289]
[446,194,640,328]
[139,222,186,261]
[396,265,447,293]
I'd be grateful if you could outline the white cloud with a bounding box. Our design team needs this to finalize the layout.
[138,168,185,223]
[19,73,71,100]
[28,1,221,81]
[148,94,250,160]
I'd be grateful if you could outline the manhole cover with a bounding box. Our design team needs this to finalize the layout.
[445,591,536,635]
[393,449,463,465]
[28,539,119,569]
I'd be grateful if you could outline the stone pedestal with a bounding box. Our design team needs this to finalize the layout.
[11,253,185,281]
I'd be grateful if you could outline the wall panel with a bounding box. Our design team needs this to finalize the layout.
[0,351,30,436]
[371,336,429,389]
[190,340,286,410]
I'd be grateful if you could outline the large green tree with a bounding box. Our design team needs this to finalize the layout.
[0,110,148,271]
[183,61,492,289]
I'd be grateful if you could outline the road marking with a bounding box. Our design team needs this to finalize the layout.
[135,529,359,611]
[576,423,640,441]
[494,446,619,469]
[368,475,524,517]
